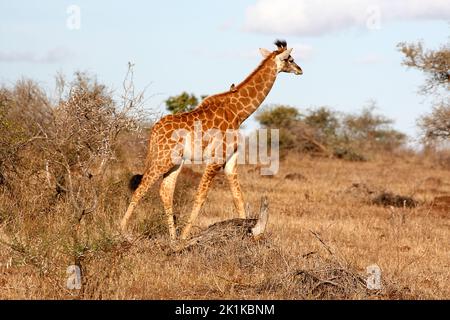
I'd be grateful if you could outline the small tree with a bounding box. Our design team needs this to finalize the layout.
[256,105,300,149]
[165,92,198,114]
[303,106,340,141]
[398,41,449,95]
[398,41,450,143]
[342,102,406,152]
[0,80,52,186]
[39,67,145,214]
[256,105,300,128]
[418,102,450,142]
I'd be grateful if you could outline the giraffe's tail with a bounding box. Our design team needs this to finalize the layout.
[129,174,143,191]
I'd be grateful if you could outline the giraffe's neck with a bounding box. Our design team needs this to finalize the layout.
[233,56,278,124]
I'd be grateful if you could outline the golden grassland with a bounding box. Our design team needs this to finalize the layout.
[0,152,449,299]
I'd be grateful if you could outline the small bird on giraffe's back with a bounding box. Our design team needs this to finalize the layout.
[120,39,303,240]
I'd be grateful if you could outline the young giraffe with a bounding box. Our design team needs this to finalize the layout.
[120,40,303,240]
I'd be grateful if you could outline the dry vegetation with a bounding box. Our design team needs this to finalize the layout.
[0,73,449,300]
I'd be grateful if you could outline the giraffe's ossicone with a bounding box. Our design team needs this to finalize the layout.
[120,39,303,240]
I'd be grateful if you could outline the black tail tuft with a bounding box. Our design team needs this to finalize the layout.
[129,174,143,191]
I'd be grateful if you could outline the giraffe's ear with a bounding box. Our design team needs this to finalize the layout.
[259,48,271,58]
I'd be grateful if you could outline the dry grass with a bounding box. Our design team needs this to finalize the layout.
[0,151,449,300]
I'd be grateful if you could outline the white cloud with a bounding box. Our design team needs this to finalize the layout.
[244,0,450,36]
[0,47,73,63]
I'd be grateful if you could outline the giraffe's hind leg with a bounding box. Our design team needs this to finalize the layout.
[120,166,163,232]
[159,161,184,240]
[180,163,222,240]
[224,152,246,218]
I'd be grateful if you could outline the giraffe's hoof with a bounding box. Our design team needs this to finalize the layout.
[179,229,190,241]
[120,231,134,243]
[168,238,187,253]
[118,223,133,242]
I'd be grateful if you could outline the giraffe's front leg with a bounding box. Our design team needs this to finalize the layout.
[180,163,222,240]
[159,161,184,240]
[224,152,246,219]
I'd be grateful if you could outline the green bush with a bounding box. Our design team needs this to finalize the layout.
[165,92,198,114]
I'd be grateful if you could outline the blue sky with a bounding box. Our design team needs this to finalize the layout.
[0,0,449,139]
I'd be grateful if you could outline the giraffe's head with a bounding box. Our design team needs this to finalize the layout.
[260,40,303,75]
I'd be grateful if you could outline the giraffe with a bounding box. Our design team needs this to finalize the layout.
[120,39,302,240]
